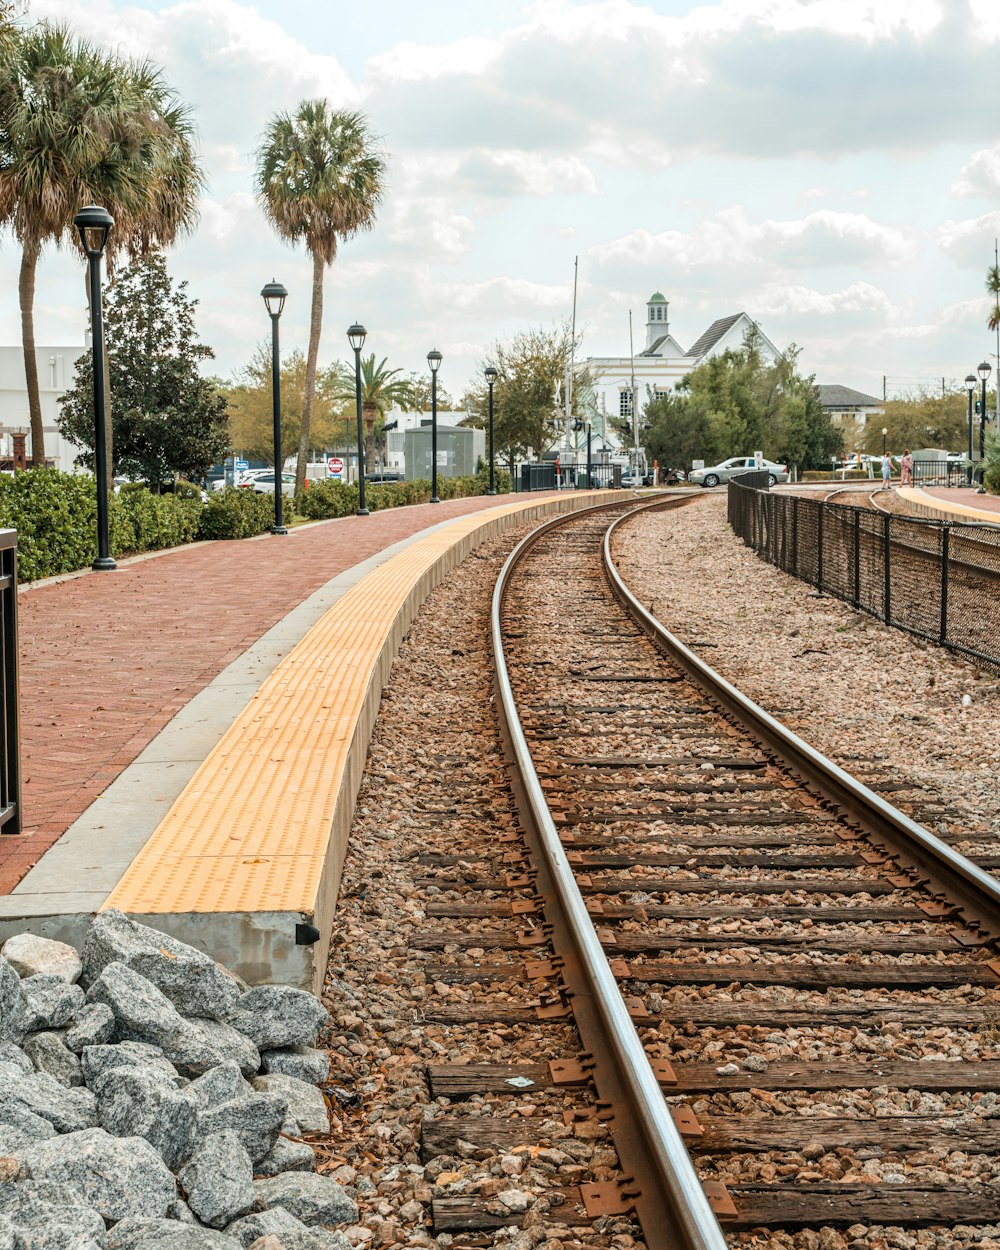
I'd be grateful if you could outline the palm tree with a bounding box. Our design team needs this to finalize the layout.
[987,263,1000,332]
[333,354,418,469]
[254,103,386,493]
[0,23,201,467]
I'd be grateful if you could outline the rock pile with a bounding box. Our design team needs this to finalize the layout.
[0,911,355,1250]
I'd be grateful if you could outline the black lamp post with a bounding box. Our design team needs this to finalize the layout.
[484,366,498,495]
[573,418,593,488]
[261,282,288,535]
[965,374,976,487]
[427,349,442,503]
[348,324,368,515]
[978,361,992,490]
[74,206,116,571]
[881,427,887,456]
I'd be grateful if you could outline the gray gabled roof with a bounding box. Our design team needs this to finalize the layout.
[816,384,883,408]
[685,313,743,360]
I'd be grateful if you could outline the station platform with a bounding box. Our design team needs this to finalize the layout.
[1,488,629,988]
[916,485,1000,522]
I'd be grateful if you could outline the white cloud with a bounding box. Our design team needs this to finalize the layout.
[434,276,570,315]
[198,192,258,246]
[368,36,502,83]
[937,211,1000,266]
[751,280,895,320]
[952,146,1000,199]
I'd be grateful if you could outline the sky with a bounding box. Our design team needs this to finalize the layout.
[6,0,1000,401]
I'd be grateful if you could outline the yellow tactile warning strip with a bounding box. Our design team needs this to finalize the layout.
[105,494,607,916]
[897,487,1000,525]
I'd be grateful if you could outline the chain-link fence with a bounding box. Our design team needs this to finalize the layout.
[728,476,1000,669]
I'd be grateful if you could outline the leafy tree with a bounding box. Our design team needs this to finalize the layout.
[255,102,386,494]
[405,373,455,413]
[225,350,347,463]
[465,327,575,471]
[331,354,419,467]
[859,390,973,456]
[57,252,228,487]
[0,22,202,467]
[987,263,1000,333]
[643,330,841,471]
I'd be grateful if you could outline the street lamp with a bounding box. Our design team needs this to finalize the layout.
[484,366,498,496]
[881,427,888,455]
[73,206,116,571]
[427,349,442,503]
[573,417,593,488]
[347,323,368,515]
[965,374,977,487]
[261,282,288,534]
[978,361,992,490]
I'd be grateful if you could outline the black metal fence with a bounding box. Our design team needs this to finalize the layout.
[0,529,20,834]
[513,462,623,492]
[728,476,1000,669]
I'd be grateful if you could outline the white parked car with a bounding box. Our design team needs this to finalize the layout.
[240,471,296,497]
[689,456,789,488]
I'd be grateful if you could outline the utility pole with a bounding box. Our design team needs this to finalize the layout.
[565,256,578,458]
[629,310,639,477]
[995,238,1000,429]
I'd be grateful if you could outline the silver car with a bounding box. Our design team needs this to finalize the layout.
[689,456,789,488]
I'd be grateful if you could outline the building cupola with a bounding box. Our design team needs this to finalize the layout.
[646,292,668,348]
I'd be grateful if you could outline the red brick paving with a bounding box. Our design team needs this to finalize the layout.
[3,495,556,894]
[922,486,1000,514]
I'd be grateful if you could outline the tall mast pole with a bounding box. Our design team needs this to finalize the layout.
[566,255,578,453]
[995,238,999,428]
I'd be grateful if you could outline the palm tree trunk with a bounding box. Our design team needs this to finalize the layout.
[19,242,44,469]
[297,249,325,494]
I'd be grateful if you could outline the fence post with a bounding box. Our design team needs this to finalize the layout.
[852,509,861,607]
[816,501,824,592]
[791,496,798,576]
[883,511,891,625]
[0,530,20,835]
[939,526,949,645]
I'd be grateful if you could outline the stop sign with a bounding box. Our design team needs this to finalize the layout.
[327,457,344,478]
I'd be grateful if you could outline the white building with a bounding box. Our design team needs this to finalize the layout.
[582,293,780,442]
[0,343,87,472]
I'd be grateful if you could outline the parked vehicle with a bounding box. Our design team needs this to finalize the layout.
[688,456,789,488]
[364,472,405,484]
[240,471,296,497]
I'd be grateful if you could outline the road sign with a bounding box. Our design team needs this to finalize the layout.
[327,457,344,479]
[235,459,249,471]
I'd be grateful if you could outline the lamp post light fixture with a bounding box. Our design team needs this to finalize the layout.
[978,361,992,491]
[573,417,593,488]
[484,365,498,495]
[347,323,368,515]
[261,282,289,534]
[73,206,116,571]
[881,426,888,456]
[427,349,442,503]
[965,374,977,487]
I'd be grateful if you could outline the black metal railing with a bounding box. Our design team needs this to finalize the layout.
[728,478,1000,669]
[512,462,623,492]
[0,529,20,834]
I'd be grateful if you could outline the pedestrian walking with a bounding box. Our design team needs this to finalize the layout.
[900,449,912,487]
[881,453,892,488]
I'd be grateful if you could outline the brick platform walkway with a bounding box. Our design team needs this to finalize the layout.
[4,495,556,894]
[922,486,1000,514]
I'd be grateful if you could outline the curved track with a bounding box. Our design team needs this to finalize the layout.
[491,496,1000,1248]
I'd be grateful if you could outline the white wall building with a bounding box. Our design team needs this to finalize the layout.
[0,343,87,472]
[582,293,780,445]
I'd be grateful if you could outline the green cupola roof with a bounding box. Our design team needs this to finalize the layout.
[648,292,666,303]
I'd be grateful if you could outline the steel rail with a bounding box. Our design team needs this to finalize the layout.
[603,508,1000,942]
[491,495,729,1250]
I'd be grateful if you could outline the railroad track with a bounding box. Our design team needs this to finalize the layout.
[415,495,1000,1248]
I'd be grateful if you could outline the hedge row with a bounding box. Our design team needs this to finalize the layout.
[1,468,513,582]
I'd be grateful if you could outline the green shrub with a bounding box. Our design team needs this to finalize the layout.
[111,489,201,556]
[295,479,359,520]
[197,488,278,540]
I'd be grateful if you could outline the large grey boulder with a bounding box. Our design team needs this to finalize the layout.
[91,1064,197,1171]
[186,1018,259,1079]
[80,1040,182,1089]
[254,1130,314,1177]
[0,1091,57,1141]
[226,1207,339,1250]
[177,1131,254,1229]
[224,986,327,1051]
[198,1091,288,1165]
[0,935,81,984]
[19,1128,177,1221]
[259,1047,328,1086]
[251,1075,328,1134]
[0,1042,31,1075]
[21,976,85,1032]
[85,964,223,1076]
[21,1032,83,1088]
[0,1214,13,1250]
[3,1071,96,1134]
[253,1173,357,1226]
[0,958,26,1042]
[183,1061,250,1110]
[64,1004,114,1054]
[0,1177,106,1242]
[102,1220,237,1250]
[82,911,240,1019]
[0,1123,41,1155]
